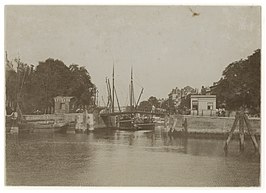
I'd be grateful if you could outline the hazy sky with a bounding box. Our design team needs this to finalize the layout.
[5,6,261,106]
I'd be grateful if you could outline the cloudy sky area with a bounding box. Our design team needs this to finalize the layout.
[5,6,261,106]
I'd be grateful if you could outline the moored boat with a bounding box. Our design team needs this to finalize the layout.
[99,67,158,131]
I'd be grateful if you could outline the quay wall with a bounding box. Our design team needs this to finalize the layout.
[23,113,108,130]
[24,113,82,123]
[167,115,260,135]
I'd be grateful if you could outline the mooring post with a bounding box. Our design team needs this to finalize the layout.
[243,114,259,152]
[224,112,239,152]
[183,118,188,133]
[239,112,245,152]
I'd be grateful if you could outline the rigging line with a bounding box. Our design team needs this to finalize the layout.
[19,66,28,95]
[114,86,121,112]
[124,90,129,107]
[105,78,110,107]
[101,96,106,107]
[135,88,144,109]
[132,73,144,87]
[107,78,113,110]
[115,85,127,107]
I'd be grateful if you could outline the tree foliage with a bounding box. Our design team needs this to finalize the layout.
[177,94,191,114]
[138,96,159,111]
[161,98,176,114]
[6,58,96,114]
[211,49,260,114]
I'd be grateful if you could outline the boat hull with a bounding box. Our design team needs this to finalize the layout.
[118,120,155,131]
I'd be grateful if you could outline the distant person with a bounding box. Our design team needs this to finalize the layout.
[216,108,219,116]
[222,108,226,117]
[151,105,156,113]
[218,108,222,117]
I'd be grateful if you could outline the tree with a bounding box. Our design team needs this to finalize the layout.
[6,69,17,113]
[138,100,152,112]
[5,58,35,114]
[211,49,260,115]
[68,64,95,108]
[137,96,159,112]
[161,98,176,114]
[177,94,191,114]
[147,96,159,108]
[5,57,96,114]
[30,58,71,113]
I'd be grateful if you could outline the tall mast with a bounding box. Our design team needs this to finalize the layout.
[130,67,134,111]
[107,78,113,111]
[112,64,115,112]
[129,84,131,111]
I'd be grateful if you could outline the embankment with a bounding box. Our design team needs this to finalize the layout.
[166,115,260,139]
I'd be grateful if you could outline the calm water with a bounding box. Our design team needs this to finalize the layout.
[6,127,260,186]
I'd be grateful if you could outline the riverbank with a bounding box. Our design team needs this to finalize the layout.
[165,115,260,139]
[6,113,261,141]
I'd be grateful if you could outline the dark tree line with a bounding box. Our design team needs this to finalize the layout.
[6,58,96,114]
[211,49,260,115]
[137,96,176,114]
[138,96,160,111]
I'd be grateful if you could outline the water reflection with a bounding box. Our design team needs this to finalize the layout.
[6,127,260,186]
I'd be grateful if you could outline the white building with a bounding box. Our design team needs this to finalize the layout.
[190,95,216,116]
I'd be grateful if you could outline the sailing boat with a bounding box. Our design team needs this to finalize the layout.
[10,57,34,133]
[100,67,156,131]
[6,56,70,134]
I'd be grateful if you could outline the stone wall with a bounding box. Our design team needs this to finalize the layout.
[166,115,260,135]
[24,113,81,122]
[23,112,107,131]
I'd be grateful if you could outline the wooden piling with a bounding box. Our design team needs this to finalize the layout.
[224,113,239,152]
[182,118,187,133]
[243,114,259,152]
[224,109,259,154]
[239,114,245,152]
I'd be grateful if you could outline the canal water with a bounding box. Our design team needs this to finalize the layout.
[5,127,260,186]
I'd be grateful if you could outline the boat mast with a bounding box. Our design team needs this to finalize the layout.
[105,78,110,108]
[112,64,115,113]
[130,67,134,111]
[106,78,113,112]
[15,57,26,122]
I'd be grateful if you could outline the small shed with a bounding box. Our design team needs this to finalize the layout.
[54,96,74,114]
[190,95,216,116]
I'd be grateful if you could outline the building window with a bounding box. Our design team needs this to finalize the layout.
[192,100,198,110]
[60,103,65,109]
[207,102,213,110]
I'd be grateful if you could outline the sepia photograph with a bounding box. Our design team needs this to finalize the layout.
[3,3,262,187]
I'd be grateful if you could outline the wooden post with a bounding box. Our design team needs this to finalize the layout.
[243,114,259,152]
[224,110,259,155]
[224,112,239,153]
[239,114,245,152]
[183,118,188,133]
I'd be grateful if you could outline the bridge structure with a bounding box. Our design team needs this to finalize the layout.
[100,110,166,117]
[99,106,167,117]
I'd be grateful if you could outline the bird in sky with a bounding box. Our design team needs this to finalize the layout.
[189,8,200,17]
